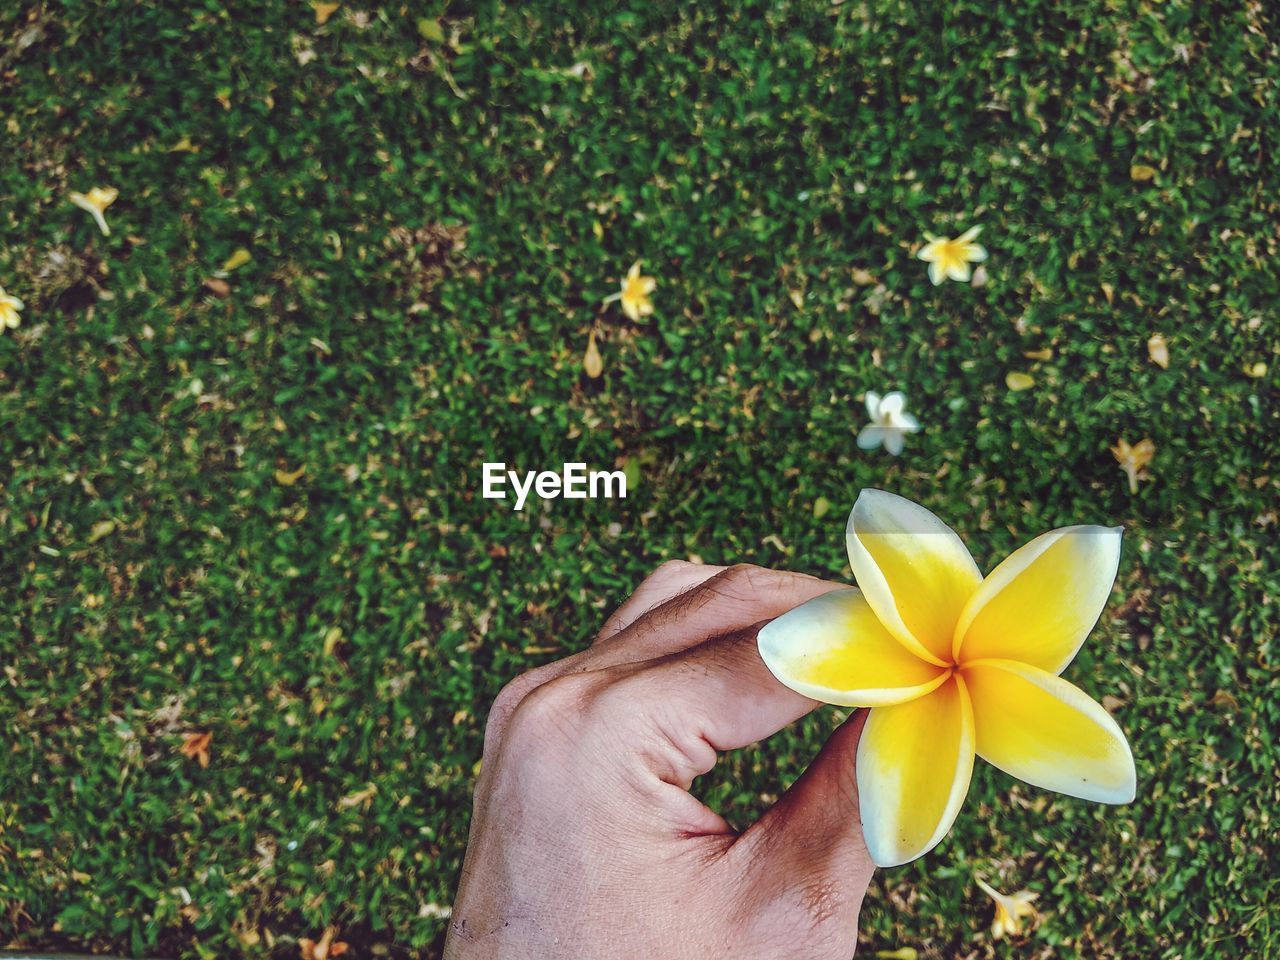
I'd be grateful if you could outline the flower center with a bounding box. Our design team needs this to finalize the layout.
[937,239,965,266]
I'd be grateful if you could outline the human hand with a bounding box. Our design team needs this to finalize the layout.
[446,562,876,959]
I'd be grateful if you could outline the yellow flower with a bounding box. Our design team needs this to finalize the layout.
[1111,438,1155,494]
[974,877,1038,939]
[69,186,119,236]
[0,286,23,333]
[603,260,656,321]
[758,489,1135,867]
[918,226,987,285]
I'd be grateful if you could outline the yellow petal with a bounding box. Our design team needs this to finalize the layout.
[312,1,340,24]
[1147,334,1170,369]
[222,248,252,272]
[962,659,1135,803]
[1129,439,1155,466]
[275,465,306,486]
[583,331,603,378]
[975,877,1038,939]
[86,186,118,209]
[953,525,1122,673]
[1005,371,1035,391]
[846,489,982,666]
[758,589,950,707]
[857,677,975,867]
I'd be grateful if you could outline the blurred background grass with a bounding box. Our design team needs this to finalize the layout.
[1,1,1277,957]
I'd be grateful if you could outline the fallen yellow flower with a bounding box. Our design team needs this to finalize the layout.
[1005,371,1035,391]
[1111,438,1155,494]
[69,186,119,236]
[222,248,252,272]
[583,329,603,378]
[0,286,23,333]
[758,489,1135,866]
[603,260,656,321]
[312,1,340,25]
[974,877,1038,939]
[1146,334,1170,369]
[918,226,987,285]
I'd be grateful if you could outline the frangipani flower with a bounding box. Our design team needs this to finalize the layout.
[918,226,987,285]
[603,260,655,321]
[758,489,1135,867]
[1111,438,1155,494]
[69,186,119,236]
[0,286,23,333]
[857,391,919,456]
[974,877,1038,939]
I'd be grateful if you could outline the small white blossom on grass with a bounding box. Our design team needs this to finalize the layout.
[974,877,1039,940]
[0,286,23,333]
[857,391,920,456]
[1111,437,1155,494]
[602,260,656,321]
[69,186,119,236]
[918,226,987,285]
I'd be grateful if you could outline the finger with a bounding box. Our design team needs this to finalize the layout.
[734,710,875,885]
[482,562,717,758]
[485,566,840,757]
[594,624,821,790]
[587,565,841,671]
[594,560,725,644]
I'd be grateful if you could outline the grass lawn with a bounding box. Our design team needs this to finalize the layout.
[2,1,1278,957]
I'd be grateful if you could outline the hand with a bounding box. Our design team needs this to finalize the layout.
[446,562,876,959]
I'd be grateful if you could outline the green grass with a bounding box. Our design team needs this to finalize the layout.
[1,1,1277,957]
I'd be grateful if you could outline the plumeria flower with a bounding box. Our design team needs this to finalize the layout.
[857,391,919,456]
[602,260,656,321]
[69,186,119,236]
[918,226,987,285]
[0,286,23,334]
[1111,438,1155,495]
[758,489,1135,867]
[974,877,1039,940]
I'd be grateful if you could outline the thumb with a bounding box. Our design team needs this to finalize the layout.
[740,710,876,888]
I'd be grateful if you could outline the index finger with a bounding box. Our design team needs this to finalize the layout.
[485,565,840,756]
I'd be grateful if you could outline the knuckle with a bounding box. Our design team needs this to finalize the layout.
[594,560,704,644]
[504,672,600,747]
[634,560,701,607]
[717,563,781,600]
[487,671,540,728]
[651,558,697,582]
[484,662,563,747]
